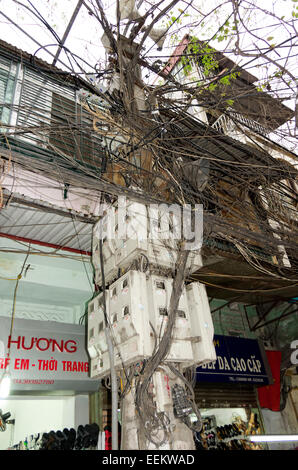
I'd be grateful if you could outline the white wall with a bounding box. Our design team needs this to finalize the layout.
[74,394,89,429]
[200,407,248,427]
[260,375,298,450]
[0,394,88,450]
[261,403,298,450]
[2,165,102,217]
[0,238,93,325]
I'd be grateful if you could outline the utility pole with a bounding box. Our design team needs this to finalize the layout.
[87,199,216,450]
[120,249,197,450]
[121,369,196,450]
[86,9,216,449]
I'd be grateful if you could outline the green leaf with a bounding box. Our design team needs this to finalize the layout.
[208,83,217,91]
[220,76,230,85]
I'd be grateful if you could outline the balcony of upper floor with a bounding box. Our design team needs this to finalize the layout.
[160,35,295,149]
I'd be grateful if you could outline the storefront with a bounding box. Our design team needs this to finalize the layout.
[0,316,101,450]
[194,334,273,450]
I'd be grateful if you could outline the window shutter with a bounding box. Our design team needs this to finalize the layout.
[50,92,78,157]
[50,91,103,168]
[12,65,104,169]
[195,382,258,408]
[0,57,15,125]
[0,73,6,106]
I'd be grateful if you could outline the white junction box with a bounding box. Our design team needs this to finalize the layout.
[92,237,118,286]
[88,272,217,379]
[108,270,152,368]
[93,240,203,287]
[153,370,172,413]
[88,271,153,378]
[146,274,194,363]
[92,200,203,286]
[185,282,216,367]
[87,291,109,378]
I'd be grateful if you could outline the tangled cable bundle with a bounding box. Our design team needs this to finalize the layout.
[0,0,298,450]
[132,249,200,446]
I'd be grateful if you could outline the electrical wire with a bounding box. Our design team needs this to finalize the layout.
[0,3,297,452]
[133,248,192,446]
[6,243,31,362]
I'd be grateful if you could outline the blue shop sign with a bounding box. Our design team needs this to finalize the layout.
[196,335,273,385]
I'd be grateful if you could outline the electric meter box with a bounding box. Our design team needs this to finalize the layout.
[92,237,118,286]
[89,272,215,379]
[153,371,172,413]
[92,201,203,286]
[146,274,194,363]
[107,270,152,369]
[89,271,153,378]
[185,282,216,367]
[87,291,110,378]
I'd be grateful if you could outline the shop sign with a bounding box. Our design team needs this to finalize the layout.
[196,334,273,385]
[0,316,100,392]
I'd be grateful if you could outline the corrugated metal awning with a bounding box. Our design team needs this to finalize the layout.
[0,196,94,254]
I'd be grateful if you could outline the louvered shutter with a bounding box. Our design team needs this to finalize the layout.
[0,56,15,125]
[195,382,258,408]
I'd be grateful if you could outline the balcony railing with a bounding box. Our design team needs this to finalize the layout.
[212,110,270,137]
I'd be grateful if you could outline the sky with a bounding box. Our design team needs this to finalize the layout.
[0,0,106,72]
[0,0,296,78]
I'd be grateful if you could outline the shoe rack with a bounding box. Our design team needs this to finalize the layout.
[194,413,264,450]
[7,423,100,450]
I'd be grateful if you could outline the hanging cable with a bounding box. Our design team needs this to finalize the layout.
[6,244,31,365]
[98,236,118,450]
